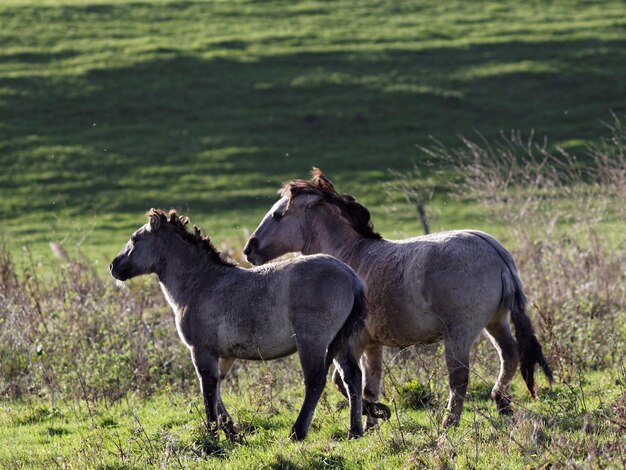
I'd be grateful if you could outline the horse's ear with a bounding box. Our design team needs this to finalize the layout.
[311,167,335,193]
[288,184,302,199]
[149,210,161,231]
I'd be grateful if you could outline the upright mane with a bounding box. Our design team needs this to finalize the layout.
[279,168,382,240]
[147,209,235,267]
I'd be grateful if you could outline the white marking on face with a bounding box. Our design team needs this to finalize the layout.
[264,197,289,223]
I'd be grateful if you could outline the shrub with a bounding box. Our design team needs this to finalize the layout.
[397,378,433,410]
[0,247,193,403]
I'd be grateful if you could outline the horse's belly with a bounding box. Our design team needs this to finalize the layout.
[219,326,297,361]
[366,305,443,347]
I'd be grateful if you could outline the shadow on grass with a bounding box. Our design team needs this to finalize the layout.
[13,404,55,426]
[270,453,347,469]
[45,426,70,437]
[191,427,228,458]
[1,38,625,220]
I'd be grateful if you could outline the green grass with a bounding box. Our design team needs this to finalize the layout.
[1,0,626,262]
[2,364,623,469]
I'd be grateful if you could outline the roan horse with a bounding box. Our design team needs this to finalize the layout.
[244,169,553,428]
[110,209,367,440]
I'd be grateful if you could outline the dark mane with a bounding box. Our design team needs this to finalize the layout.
[279,168,382,240]
[147,209,235,267]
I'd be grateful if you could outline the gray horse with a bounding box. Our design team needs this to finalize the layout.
[110,209,367,440]
[244,169,553,428]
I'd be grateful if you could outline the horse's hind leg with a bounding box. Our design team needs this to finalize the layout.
[332,342,389,429]
[442,336,472,428]
[332,367,349,398]
[333,346,364,438]
[333,345,390,428]
[485,317,519,414]
[332,344,389,429]
[291,344,328,441]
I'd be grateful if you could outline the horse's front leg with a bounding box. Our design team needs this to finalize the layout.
[360,345,390,429]
[190,347,220,437]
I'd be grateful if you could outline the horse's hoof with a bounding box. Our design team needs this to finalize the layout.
[222,424,243,443]
[363,401,391,420]
[289,427,307,441]
[374,403,391,421]
[492,391,514,415]
[347,429,363,439]
[364,419,379,432]
[442,414,460,428]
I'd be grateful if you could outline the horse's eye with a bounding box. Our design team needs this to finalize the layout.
[272,211,283,221]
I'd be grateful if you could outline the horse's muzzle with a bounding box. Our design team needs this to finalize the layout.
[243,237,262,265]
[109,259,129,281]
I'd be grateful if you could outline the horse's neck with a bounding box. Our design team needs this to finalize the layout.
[339,238,389,275]
[305,225,387,272]
[157,254,227,312]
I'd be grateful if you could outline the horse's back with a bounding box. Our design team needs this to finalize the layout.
[189,255,360,360]
[276,254,361,332]
[405,230,513,323]
[360,230,515,345]
[244,254,360,312]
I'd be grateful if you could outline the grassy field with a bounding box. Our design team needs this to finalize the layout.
[1,0,625,468]
[1,0,626,261]
[0,239,623,467]
[1,368,623,469]
[0,243,624,468]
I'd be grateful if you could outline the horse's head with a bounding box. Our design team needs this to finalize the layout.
[245,168,381,265]
[244,169,335,265]
[244,191,317,265]
[245,167,362,265]
[110,209,170,281]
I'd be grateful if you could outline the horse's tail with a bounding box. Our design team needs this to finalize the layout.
[469,231,553,397]
[325,279,367,369]
[502,268,553,396]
